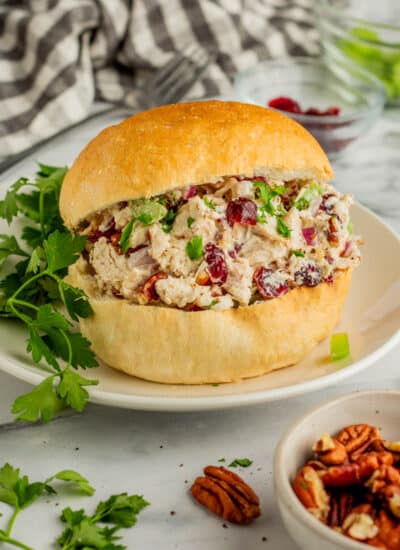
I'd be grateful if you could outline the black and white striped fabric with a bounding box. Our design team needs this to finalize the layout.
[0,0,319,158]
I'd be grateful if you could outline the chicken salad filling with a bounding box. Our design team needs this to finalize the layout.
[77,175,361,311]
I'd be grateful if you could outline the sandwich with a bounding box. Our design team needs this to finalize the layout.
[59,101,361,384]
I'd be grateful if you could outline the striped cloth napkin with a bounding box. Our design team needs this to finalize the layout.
[0,0,319,159]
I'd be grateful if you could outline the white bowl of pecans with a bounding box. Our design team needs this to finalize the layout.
[274,391,400,550]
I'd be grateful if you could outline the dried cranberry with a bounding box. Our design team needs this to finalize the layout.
[254,267,289,299]
[268,96,301,114]
[324,273,334,284]
[226,198,257,227]
[319,193,337,214]
[205,243,228,284]
[140,272,167,303]
[88,219,116,243]
[302,227,316,246]
[294,261,322,287]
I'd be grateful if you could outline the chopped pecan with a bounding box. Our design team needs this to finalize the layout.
[191,466,260,525]
[196,272,211,286]
[313,433,348,465]
[365,465,400,494]
[383,441,400,465]
[138,272,167,303]
[293,465,330,522]
[336,424,381,460]
[342,504,379,541]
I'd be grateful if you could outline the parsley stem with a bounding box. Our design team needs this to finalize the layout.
[7,302,33,325]
[8,271,48,302]
[11,299,39,312]
[60,331,73,366]
[0,534,33,550]
[5,508,19,536]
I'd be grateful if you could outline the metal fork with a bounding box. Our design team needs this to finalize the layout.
[0,44,212,175]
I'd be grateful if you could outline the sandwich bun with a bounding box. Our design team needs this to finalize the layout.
[61,100,349,384]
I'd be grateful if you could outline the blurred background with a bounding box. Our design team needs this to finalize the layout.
[0,0,399,218]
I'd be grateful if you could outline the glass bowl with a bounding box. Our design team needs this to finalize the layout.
[233,57,386,159]
[315,0,400,107]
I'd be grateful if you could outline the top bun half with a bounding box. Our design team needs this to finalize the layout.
[60,101,333,228]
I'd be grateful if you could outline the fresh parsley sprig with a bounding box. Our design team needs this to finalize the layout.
[57,493,149,550]
[0,462,94,550]
[0,164,99,422]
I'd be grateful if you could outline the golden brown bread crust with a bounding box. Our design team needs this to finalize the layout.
[67,265,352,384]
[60,101,333,228]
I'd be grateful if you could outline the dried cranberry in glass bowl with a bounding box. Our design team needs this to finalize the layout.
[268,96,341,117]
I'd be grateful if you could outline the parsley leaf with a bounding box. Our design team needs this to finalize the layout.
[48,470,95,496]
[228,458,253,468]
[0,178,29,223]
[292,249,305,257]
[203,197,216,210]
[186,235,203,260]
[60,282,93,321]
[253,180,285,217]
[0,235,29,266]
[25,246,45,274]
[44,231,86,273]
[12,377,64,423]
[276,217,291,239]
[57,368,98,413]
[57,493,149,549]
[161,208,177,233]
[119,218,135,254]
[187,216,195,228]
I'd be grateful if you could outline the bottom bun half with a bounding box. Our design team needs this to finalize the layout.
[68,265,352,384]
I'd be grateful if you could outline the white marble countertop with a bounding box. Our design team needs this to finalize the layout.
[0,107,399,549]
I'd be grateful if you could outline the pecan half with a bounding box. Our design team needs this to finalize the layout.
[322,452,393,488]
[336,424,381,460]
[191,466,260,525]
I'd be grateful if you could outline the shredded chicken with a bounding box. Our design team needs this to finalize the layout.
[80,175,361,310]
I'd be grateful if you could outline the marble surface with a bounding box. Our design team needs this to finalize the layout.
[0,107,399,550]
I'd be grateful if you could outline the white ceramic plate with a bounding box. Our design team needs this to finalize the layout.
[0,115,399,411]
